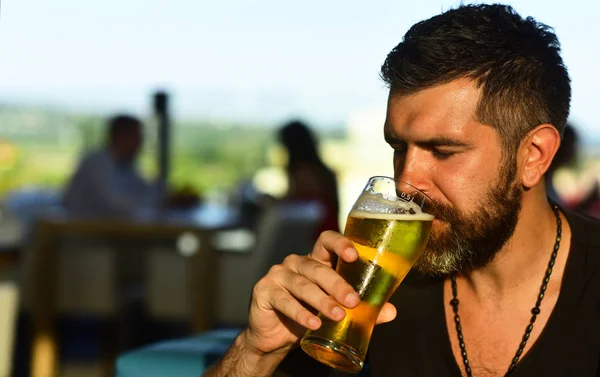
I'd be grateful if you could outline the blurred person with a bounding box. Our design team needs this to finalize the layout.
[278,120,340,234]
[205,4,600,377]
[547,123,600,215]
[64,114,197,218]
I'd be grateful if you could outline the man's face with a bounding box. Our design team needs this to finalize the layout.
[115,125,143,164]
[384,79,523,276]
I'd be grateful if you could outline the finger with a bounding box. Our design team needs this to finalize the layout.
[375,303,397,325]
[267,286,322,330]
[278,267,349,321]
[284,255,360,308]
[310,231,358,264]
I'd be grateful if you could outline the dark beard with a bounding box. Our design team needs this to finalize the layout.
[413,167,522,277]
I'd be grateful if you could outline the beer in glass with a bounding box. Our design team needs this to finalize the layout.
[300,176,435,373]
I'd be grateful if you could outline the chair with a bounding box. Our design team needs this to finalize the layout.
[116,200,325,376]
[55,241,117,317]
[213,200,324,325]
[115,328,241,377]
[19,235,120,377]
[144,200,324,326]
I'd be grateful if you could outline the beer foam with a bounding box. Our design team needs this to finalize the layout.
[353,192,426,216]
[349,210,434,221]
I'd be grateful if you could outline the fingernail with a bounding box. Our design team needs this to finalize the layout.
[308,317,320,329]
[345,292,359,306]
[332,306,345,317]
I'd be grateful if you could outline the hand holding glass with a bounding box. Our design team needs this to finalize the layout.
[300,176,435,373]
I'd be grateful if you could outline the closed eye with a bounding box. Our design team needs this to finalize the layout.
[431,148,456,160]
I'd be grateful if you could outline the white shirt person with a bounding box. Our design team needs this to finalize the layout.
[63,115,162,219]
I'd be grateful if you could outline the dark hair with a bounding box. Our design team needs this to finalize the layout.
[278,120,320,167]
[107,114,141,144]
[380,4,571,155]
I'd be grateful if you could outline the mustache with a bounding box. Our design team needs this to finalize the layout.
[428,199,461,224]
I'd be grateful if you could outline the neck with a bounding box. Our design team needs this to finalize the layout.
[458,188,571,300]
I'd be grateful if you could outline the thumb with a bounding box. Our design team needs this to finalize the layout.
[375,303,397,325]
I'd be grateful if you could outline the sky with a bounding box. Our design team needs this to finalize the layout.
[1,0,599,138]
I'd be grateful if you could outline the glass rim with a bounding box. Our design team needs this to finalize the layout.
[367,175,434,205]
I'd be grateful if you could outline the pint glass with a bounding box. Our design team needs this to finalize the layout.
[300,176,435,373]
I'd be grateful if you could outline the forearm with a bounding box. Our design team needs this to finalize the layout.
[204,330,289,377]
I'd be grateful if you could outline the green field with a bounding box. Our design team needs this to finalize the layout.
[0,106,342,197]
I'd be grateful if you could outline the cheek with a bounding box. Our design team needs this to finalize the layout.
[431,166,468,206]
[432,158,497,212]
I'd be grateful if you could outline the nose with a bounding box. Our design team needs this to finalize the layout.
[395,147,433,194]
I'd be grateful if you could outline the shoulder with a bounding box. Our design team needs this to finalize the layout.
[79,149,110,166]
[562,209,600,303]
[564,209,600,272]
[68,151,105,181]
[565,209,600,247]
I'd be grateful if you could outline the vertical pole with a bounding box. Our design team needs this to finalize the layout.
[153,91,170,189]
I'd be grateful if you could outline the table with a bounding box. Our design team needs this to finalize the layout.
[0,245,20,270]
[28,205,242,377]
[0,244,20,377]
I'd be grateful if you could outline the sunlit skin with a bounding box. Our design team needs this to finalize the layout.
[384,78,572,376]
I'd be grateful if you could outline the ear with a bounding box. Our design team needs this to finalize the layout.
[520,124,561,189]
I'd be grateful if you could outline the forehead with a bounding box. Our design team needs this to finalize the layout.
[384,79,494,142]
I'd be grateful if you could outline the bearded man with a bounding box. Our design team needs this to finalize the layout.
[205,4,600,377]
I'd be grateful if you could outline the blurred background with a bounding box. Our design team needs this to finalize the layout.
[1,0,599,376]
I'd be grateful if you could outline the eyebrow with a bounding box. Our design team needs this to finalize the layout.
[416,137,472,149]
[384,132,472,149]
